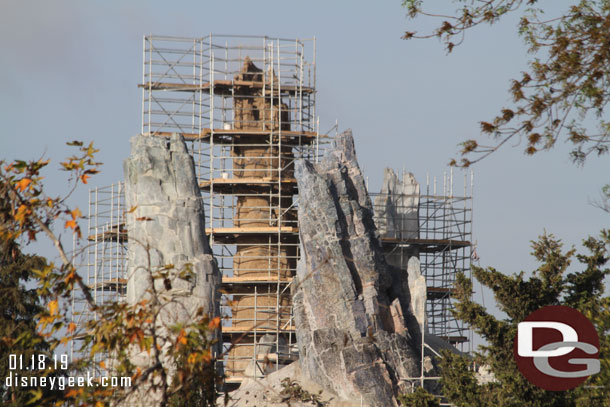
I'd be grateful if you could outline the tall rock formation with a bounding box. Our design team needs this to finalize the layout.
[373,168,427,331]
[123,133,221,405]
[373,168,419,240]
[292,130,422,407]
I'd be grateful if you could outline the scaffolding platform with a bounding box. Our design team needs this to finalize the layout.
[380,237,471,252]
[426,286,455,300]
[223,326,296,335]
[199,177,298,194]
[222,276,293,284]
[88,278,127,293]
[87,226,127,243]
[138,80,314,95]
[440,336,468,344]
[207,229,299,245]
[145,129,321,145]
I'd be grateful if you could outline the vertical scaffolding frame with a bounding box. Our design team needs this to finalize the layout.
[71,183,127,366]
[371,170,474,349]
[140,35,320,386]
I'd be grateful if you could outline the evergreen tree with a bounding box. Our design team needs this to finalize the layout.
[437,232,610,407]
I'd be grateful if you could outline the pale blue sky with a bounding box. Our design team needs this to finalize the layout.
[2,1,607,324]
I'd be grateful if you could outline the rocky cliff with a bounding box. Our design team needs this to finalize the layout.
[225,131,452,407]
[291,130,422,407]
[123,133,221,405]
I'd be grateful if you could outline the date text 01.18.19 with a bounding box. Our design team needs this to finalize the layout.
[9,354,69,371]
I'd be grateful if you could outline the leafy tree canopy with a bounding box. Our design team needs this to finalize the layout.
[402,0,610,167]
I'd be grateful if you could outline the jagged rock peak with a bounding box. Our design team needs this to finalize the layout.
[122,133,221,406]
[292,130,422,407]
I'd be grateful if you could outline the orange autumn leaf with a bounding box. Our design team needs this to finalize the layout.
[71,208,82,219]
[15,205,29,223]
[16,178,32,191]
[64,270,76,285]
[65,219,77,230]
[65,389,80,398]
[67,322,77,333]
[208,316,221,330]
[48,300,58,316]
[80,174,90,184]
[176,329,187,346]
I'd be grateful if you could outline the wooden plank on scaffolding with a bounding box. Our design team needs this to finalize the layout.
[222,326,295,333]
[138,80,314,95]
[256,353,298,362]
[206,226,298,235]
[224,377,245,384]
[201,177,297,186]
[426,286,455,300]
[222,326,296,339]
[222,276,293,284]
[440,335,468,344]
[380,237,471,252]
[144,129,321,145]
[89,278,127,292]
[199,177,298,193]
[87,229,128,243]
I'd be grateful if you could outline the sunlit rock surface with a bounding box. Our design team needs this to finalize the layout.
[123,133,221,406]
[291,130,421,407]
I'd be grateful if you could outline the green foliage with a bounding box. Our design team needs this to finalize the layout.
[439,231,610,406]
[397,386,440,407]
[402,1,610,167]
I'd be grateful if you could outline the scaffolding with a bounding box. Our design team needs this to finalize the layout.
[371,170,473,351]
[140,34,320,386]
[71,183,127,364]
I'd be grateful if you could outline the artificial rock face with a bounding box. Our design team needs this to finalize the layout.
[123,133,221,405]
[373,167,419,240]
[373,168,427,332]
[292,130,422,407]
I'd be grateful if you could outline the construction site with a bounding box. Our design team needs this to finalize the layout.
[71,34,474,391]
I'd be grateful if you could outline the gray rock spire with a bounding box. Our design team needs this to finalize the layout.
[292,130,421,407]
[123,133,221,406]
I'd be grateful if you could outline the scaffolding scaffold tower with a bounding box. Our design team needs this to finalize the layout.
[71,182,127,365]
[139,34,320,386]
[371,170,473,351]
